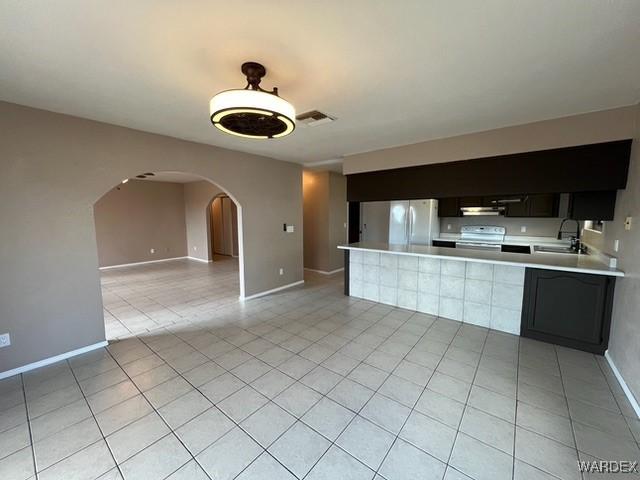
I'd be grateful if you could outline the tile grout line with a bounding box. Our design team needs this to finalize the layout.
[370,313,465,479]
[65,357,127,480]
[555,347,585,480]
[102,345,215,480]
[511,335,521,479]
[213,301,415,478]
[225,299,396,479]
[594,354,639,442]
[442,322,491,480]
[295,308,432,479]
[19,373,39,480]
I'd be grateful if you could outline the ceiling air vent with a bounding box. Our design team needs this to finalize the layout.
[296,110,335,127]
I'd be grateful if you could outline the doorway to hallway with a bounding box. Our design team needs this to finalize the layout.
[210,194,239,258]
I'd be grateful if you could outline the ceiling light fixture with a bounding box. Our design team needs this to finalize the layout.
[209,62,295,139]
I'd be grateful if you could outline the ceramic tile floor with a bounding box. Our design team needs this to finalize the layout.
[1,260,639,480]
[101,256,240,339]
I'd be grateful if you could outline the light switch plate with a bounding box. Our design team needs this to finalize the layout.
[0,333,10,348]
[624,217,632,231]
[520,226,527,233]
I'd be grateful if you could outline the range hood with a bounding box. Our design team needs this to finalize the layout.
[460,206,506,216]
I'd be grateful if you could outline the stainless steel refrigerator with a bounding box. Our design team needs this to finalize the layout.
[388,199,440,245]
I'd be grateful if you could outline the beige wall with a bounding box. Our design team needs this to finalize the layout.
[583,103,640,407]
[94,180,188,267]
[0,101,303,374]
[328,172,348,270]
[303,171,330,271]
[344,106,637,174]
[303,171,347,272]
[184,181,224,261]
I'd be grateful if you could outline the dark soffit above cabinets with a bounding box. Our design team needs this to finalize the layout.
[346,140,632,202]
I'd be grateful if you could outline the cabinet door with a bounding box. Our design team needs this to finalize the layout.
[504,198,529,217]
[437,198,460,217]
[458,196,483,207]
[528,194,558,217]
[521,269,615,354]
[569,191,617,220]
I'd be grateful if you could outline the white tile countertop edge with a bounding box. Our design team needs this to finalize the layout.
[338,242,624,277]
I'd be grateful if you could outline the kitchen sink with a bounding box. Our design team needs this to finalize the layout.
[533,245,579,255]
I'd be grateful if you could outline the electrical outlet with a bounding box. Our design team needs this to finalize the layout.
[447,224,451,230]
[0,333,10,348]
[279,268,284,275]
[624,217,633,231]
[150,248,155,254]
[520,226,527,233]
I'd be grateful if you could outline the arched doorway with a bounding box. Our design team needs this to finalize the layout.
[208,194,239,259]
[93,171,245,339]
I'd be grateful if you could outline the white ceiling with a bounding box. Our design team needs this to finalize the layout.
[1,1,639,167]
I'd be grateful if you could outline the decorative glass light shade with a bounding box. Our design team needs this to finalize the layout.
[209,62,295,139]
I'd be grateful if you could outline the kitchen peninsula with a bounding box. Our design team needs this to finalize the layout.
[339,242,623,353]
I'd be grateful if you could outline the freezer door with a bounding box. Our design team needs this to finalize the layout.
[388,201,409,244]
[409,199,440,245]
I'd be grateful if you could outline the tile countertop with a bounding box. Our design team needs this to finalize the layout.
[338,242,624,277]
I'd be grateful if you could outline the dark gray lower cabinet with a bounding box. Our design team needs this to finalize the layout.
[521,268,616,354]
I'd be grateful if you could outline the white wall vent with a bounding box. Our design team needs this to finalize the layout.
[296,110,335,127]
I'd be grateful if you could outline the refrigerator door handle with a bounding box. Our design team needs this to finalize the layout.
[407,203,413,244]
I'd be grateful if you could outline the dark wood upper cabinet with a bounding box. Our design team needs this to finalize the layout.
[505,194,559,218]
[458,196,484,208]
[437,197,460,217]
[568,191,617,220]
[528,194,559,217]
[504,197,529,217]
[347,140,631,202]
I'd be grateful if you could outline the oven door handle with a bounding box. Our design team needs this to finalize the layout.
[455,242,502,250]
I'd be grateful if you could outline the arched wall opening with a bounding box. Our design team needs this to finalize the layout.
[93,171,246,338]
[0,101,303,376]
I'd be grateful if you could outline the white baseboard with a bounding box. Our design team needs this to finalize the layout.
[604,350,640,419]
[187,256,212,263]
[240,280,305,301]
[99,256,188,270]
[304,267,344,275]
[0,341,109,380]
